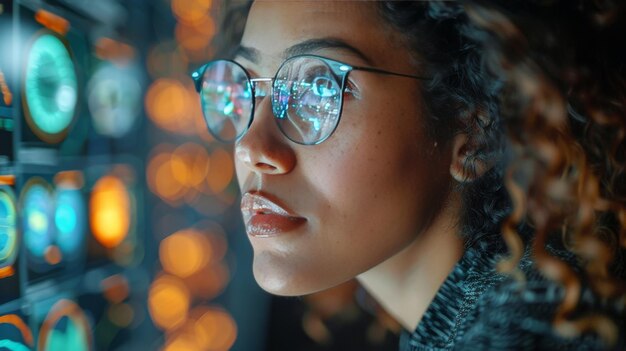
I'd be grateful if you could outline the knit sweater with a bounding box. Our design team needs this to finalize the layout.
[399,233,625,351]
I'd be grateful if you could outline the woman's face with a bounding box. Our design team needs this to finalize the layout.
[235,1,455,295]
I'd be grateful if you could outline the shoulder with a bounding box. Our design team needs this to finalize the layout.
[455,252,624,351]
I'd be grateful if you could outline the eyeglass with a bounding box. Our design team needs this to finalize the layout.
[191,54,430,145]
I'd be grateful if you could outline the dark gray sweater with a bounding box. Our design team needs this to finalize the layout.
[399,234,625,351]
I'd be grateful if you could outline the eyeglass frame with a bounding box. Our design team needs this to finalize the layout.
[191,54,431,145]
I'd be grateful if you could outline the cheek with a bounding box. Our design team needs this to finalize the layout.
[313,99,426,202]
[304,102,432,232]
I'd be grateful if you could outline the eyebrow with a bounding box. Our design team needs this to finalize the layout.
[234,37,373,65]
[234,46,259,63]
[284,38,373,64]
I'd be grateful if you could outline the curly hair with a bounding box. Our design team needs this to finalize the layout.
[378,0,626,344]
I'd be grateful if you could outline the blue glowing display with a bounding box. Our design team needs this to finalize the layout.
[54,187,85,258]
[21,181,53,260]
[23,32,77,143]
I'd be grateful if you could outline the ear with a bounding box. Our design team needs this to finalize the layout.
[449,133,492,183]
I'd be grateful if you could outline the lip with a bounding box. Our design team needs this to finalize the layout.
[240,192,306,238]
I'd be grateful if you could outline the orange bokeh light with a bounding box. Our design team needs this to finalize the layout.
[194,307,237,351]
[145,79,194,134]
[148,143,215,205]
[175,19,215,52]
[171,0,213,25]
[206,148,234,194]
[164,336,200,351]
[90,175,131,249]
[44,246,62,265]
[94,37,135,63]
[160,229,211,278]
[101,274,130,304]
[184,262,229,300]
[147,146,185,204]
[148,275,191,331]
[157,157,186,202]
[173,143,210,187]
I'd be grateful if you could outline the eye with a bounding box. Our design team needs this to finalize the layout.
[343,80,360,99]
[311,77,339,97]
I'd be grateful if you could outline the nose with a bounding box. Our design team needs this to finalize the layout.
[235,81,296,175]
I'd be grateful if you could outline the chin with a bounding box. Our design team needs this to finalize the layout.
[252,253,334,297]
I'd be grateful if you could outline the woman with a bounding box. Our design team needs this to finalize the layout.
[192,1,626,349]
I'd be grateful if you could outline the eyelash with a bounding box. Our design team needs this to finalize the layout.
[344,80,360,99]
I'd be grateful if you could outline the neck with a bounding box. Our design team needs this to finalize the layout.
[356,192,464,331]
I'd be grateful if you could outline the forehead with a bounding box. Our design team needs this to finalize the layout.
[240,1,410,70]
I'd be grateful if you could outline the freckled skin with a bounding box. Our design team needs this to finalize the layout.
[235,1,456,296]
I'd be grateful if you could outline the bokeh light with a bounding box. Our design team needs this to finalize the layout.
[206,148,234,194]
[193,307,237,351]
[161,306,237,351]
[145,78,194,134]
[171,0,213,25]
[159,229,211,278]
[174,17,215,60]
[164,334,200,351]
[94,37,135,63]
[147,146,186,205]
[148,274,190,331]
[184,261,229,300]
[147,142,223,207]
[179,223,229,299]
[89,175,131,249]
[101,274,130,304]
[173,143,210,188]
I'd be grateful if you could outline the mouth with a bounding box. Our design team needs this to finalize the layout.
[240,191,306,238]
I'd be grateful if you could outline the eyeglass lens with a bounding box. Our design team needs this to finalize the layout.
[199,56,344,145]
[200,61,252,141]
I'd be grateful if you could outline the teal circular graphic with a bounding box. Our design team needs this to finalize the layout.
[54,187,85,258]
[21,181,53,262]
[87,63,141,138]
[0,186,18,269]
[24,32,77,140]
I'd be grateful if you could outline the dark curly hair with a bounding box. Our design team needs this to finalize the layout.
[379,0,626,344]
